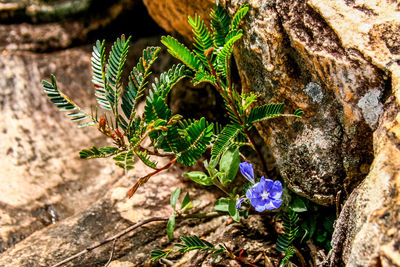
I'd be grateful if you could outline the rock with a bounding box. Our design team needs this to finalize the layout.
[0,0,140,51]
[109,261,135,267]
[215,0,392,205]
[142,0,214,39]
[328,68,400,266]
[0,0,137,23]
[0,46,120,253]
[0,36,170,253]
[0,156,219,266]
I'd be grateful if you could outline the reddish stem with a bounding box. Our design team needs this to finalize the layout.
[128,158,177,198]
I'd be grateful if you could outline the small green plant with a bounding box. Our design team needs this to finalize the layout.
[150,235,226,262]
[43,3,306,265]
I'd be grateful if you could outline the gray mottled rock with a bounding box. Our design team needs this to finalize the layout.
[220,0,387,205]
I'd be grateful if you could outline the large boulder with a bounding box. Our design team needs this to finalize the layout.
[142,0,214,40]
[220,0,391,206]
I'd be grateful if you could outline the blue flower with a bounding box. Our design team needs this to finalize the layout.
[246,177,282,212]
[239,162,255,183]
[236,197,246,210]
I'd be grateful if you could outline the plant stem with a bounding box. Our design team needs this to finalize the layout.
[206,57,268,176]
[128,157,177,198]
[243,128,268,176]
[212,177,231,196]
[51,217,169,267]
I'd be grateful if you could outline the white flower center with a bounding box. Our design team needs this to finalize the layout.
[261,191,270,200]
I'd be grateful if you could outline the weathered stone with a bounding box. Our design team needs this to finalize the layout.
[0,0,138,23]
[216,0,392,205]
[0,0,140,51]
[142,0,214,39]
[0,36,169,253]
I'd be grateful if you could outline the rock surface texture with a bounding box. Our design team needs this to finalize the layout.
[142,0,214,40]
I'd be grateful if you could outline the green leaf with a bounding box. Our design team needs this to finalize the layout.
[106,35,131,87]
[231,4,250,31]
[216,29,243,78]
[150,64,192,100]
[112,150,135,170]
[150,249,171,262]
[214,198,230,212]
[79,146,119,159]
[43,75,92,127]
[204,155,220,177]
[290,196,308,213]
[246,103,285,126]
[183,171,213,186]
[170,188,181,210]
[167,212,176,240]
[105,35,131,117]
[294,108,303,118]
[188,14,214,67]
[134,150,158,169]
[180,192,192,210]
[210,5,230,47]
[192,71,216,86]
[177,118,214,166]
[121,46,161,122]
[161,35,203,71]
[228,199,240,222]
[144,95,172,123]
[276,209,300,253]
[219,147,240,185]
[211,124,242,158]
[91,39,111,111]
[241,93,258,111]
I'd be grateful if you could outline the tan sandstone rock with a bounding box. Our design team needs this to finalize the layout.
[142,0,214,40]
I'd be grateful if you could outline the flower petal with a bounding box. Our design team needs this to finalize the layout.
[236,198,246,210]
[254,200,276,212]
[270,198,282,209]
[239,162,255,183]
[270,180,283,199]
[260,177,274,192]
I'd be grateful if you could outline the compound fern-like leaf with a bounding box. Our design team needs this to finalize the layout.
[211,124,242,158]
[192,71,217,86]
[216,30,243,78]
[276,209,299,253]
[294,108,303,118]
[246,103,285,126]
[210,5,230,47]
[91,39,112,111]
[188,14,214,67]
[144,95,172,123]
[121,46,161,122]
[106,35,131,87]
[135,150,158,169]
[43,75,92,127]
[161,36,203,72]
[231,4,250,31]
[79,146,119,159]
[177,118,214,166]
[150,64,192,100]
[113,150,135,170]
